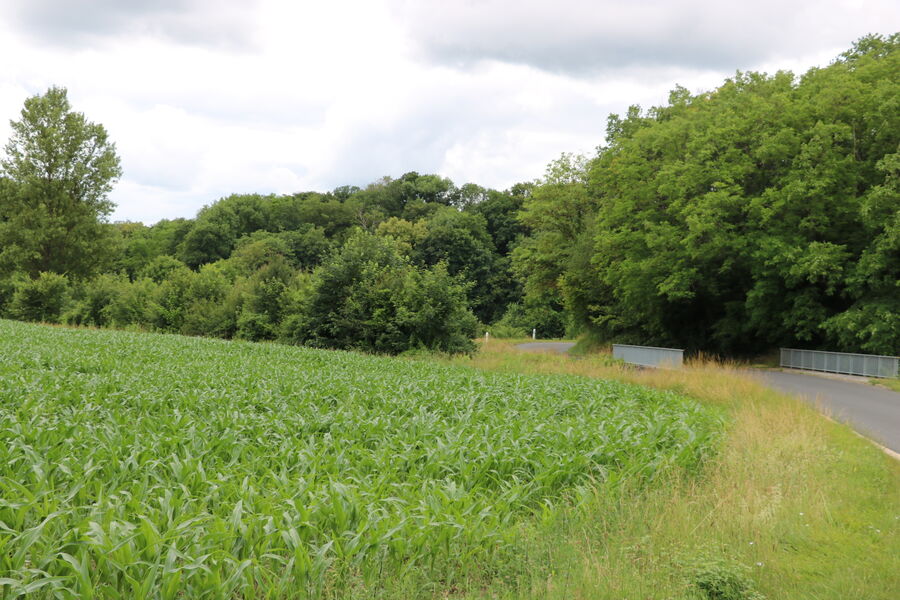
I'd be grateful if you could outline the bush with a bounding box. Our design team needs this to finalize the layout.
[288,231,477,354]
[9,272,71,323]
[139,255,191,283]
[146,268,195,332]
[232,256,297,341]
[397,262,478,353]
[488,323,528,339]
[181,264,239,338]
[105,278,156,328]
[682,555,765,600]
[182,298,238,338]
[235,308,274,341]
[822,299,900,356]
[275,272,314,341]
[494,296,570,339]
[64,274,128,327]
[0,276,16,316]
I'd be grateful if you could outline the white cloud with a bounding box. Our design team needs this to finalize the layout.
[0,0,896,223]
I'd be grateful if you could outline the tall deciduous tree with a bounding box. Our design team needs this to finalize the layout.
[0,86,122,278]
[519,34,899,355]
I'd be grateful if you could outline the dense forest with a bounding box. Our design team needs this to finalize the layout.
[1,35,898,356]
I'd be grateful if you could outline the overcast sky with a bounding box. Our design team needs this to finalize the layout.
[1,1,897,223]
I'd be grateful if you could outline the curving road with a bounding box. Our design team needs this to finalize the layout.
[515,342,900,453]
[752,370,900,453]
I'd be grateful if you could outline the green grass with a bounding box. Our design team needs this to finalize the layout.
[0,320,722,598]
[447,340,900,599]
[873,377,900,393]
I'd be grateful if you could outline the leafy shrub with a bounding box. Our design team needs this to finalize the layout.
[139,255,191,283]
[181,264,239,337]
[231,256,297,341]
[9,272,70,323]
[182,298,238,338]
[235,308,274,341]
[683,555,765,600]
[105,277,156,327]
[146,267,195,331]
[822,299,900,357]
[396,262,478,353]
[225,232,292,276]
[0,275,15,316]
[489,322,528,339]
[290,231,477,354]
[64,273,128,327]
[495,296,570,339]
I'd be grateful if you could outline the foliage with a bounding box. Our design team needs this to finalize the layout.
[448,340,900,599]
[8,272,70,322]
[138,255,191,283]
[0,92,531,341]
[63,273,129,327]
[495,295,571,340]
[413,207,510,323]
[487,322,528,339]
[5,36,897,357]
[512,154,593,333]
[682,554,766,600]
[467,186,531,256]
[180,264,238,338]
[0,86,121,278]
[375,216,428,255]
[0,320,721,597]
[115,218,192,277]
[235,256,295,341]
[104,277,156,328]
[520,35,900,354]
[292,231,478,354]
[145,265,195,332]
[0,275,15,316]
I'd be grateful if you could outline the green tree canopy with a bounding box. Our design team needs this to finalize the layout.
[290,231,477,354]
[0,86,122,278]
[527,34,900,355]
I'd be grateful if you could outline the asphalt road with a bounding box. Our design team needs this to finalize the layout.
[514,342,900,453]
[752,370,900,453]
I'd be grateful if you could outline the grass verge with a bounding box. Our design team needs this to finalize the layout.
[873,377,900,393]
[443,340,900,599]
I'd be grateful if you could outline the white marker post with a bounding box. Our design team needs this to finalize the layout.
[484,331,489,344]
[532,328,536,340]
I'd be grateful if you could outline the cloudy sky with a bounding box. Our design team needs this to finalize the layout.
[1,1,897,223]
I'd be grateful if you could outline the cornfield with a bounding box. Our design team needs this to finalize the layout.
[0,320,721,598]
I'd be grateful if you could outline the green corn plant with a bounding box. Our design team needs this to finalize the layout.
[0,319,722,598]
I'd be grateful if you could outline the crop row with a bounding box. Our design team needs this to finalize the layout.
[0,320,722,597]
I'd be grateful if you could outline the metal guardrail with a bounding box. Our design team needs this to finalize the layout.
[780,348,899,379]
[613,344,683,369]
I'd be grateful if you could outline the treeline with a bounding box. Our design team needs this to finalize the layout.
[516,34,900,355]
[1,35,898,356]
[0,91,568,353]
[0,172,578,353]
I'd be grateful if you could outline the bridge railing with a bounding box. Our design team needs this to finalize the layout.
[612,344,683,369]
[780,348,898,379]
